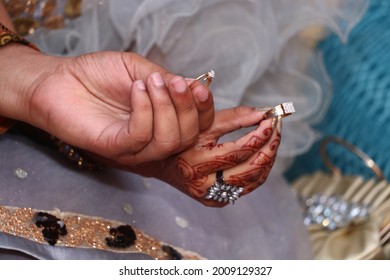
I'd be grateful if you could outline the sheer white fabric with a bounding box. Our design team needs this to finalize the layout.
[28,0,369,164]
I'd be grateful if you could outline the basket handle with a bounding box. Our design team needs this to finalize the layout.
[320,136,385,180]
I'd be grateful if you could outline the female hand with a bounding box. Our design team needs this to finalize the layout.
[0,45,214,165]
[126,106,282,207]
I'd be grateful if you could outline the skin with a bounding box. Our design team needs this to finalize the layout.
[0,45,214,165]
[1,3,283,207]
[123,107,282,207]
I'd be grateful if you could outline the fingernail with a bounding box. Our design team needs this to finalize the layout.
[171,76,187,93]
[151,72,165,87]
[195,87,209,102]
[135,80,146,90]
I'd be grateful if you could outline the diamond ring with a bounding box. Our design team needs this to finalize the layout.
[265,102,295,119]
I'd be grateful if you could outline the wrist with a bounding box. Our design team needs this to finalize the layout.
[0,43,60,125]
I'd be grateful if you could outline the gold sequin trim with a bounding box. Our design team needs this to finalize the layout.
[0,205,203,260]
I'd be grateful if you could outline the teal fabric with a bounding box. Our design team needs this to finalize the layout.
[286,0,390,181]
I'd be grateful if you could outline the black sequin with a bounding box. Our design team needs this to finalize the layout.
[33,212,67,246]
[105,225,136,248]
[161,245,183,260]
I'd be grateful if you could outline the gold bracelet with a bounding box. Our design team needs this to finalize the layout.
[0,22,40,134]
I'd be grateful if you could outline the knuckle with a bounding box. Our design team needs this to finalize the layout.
[232,105,253,116]
[232,106,245,115]
[180,131,199,148]
[182,101,197,114]
[154,138,181,154]
[127,131,153,150]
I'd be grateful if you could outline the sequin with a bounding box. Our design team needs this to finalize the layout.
[106,225,136,248]
[0,205,203,259]
[162,245,183,260]
[33,212,67,245]
[14,168,28,179]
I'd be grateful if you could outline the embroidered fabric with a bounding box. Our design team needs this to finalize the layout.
[0,133,312,259]
[0,205,202,260]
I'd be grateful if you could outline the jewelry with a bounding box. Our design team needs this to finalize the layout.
[0,205,203,259]
[264,102,295,119]
[195,69,215,87]
[299,194,369,231]
[295,136,386,231]
[0,22,40,51]
[320,136,385,180]
[51,136,104,171]
[204,170,244,204]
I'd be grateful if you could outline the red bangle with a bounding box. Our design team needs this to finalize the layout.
[0,22,40,134]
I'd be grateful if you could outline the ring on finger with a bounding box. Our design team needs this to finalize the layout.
[204,170,244,205]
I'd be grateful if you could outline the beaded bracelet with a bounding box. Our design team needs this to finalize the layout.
[0,22,40,134]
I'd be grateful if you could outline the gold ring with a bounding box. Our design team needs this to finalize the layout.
[264,102,295,119]
[320,136,385,180]
[195,69,215,87]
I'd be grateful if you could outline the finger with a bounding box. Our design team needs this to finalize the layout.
[112,79,153,159]
[168,76,199,149]
[222,120,281,194]
[191,84,215,131]
[140,72,181,160]
[123,52,177,85]
[182,118,274,176]
[125,80,153,152]
[201,106,268,144]
[197,121,280,207]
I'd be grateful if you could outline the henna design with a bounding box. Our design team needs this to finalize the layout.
[227,166,269,186]
[269,138,281,152]
[175,158,195,181]
[241,126,273,150]
[227,165,272,191]
[250,151,274,167]
[200,142,217,150]
[185,177,208,197]
[225,136,278,191]
[173,157,208,198]
[241,135,268,150]
[174,148,253,198]
[215,149,253,164]
[193,161,233,175]
[191,149,254,177]
[173,130,280,202]
[263,127,273,137]
[258,166,272,184]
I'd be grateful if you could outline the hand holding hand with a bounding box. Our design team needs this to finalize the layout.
[127,106,282,207]
[0,46,214,165]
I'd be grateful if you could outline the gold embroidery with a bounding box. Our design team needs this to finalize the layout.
[0,205,203,260]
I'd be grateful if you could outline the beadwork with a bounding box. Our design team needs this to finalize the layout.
[0,205,203,259]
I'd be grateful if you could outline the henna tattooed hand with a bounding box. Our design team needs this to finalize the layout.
[127,106,282,207]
